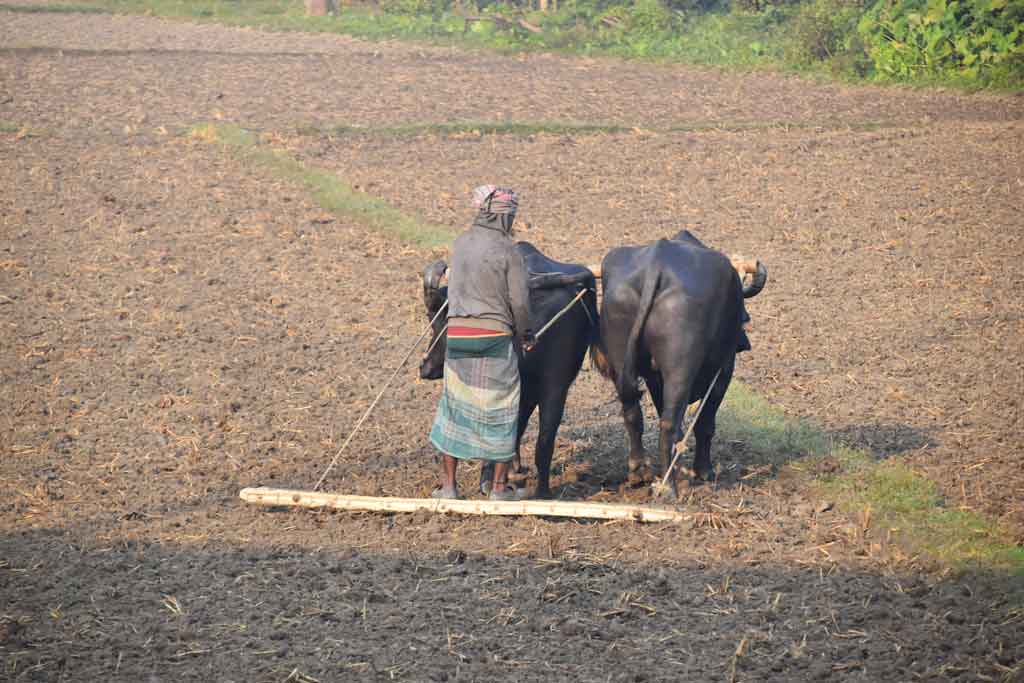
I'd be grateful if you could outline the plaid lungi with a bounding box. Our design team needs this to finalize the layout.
[429,326,520,462]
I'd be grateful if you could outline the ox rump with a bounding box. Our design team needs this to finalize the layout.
[420,243,598,499]
[592,230,767,498]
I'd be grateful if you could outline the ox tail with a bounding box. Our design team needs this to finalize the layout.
[616,266,661,404]
[580,277,601,377]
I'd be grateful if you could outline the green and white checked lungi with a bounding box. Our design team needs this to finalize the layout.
[429,329,520,462]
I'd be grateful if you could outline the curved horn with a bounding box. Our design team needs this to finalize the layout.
[742,261,768,299]
[422,260,448,292]
[586,263,602,279]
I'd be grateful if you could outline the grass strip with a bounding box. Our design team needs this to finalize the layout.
[308,121,632,138]
[0,2,110,12]
[720,382,1024,576]
[820,452,1024,575]
[190,122,454,249]
[0,120,46,138]
[300,119,894,140]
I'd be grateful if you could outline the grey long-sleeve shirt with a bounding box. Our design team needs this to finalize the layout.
[447,218,532,341]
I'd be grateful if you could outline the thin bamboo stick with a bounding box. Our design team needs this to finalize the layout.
[239,487,687,523]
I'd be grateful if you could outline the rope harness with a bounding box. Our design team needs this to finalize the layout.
[313,300,448,491]
[529,286,592,345]
[312,285,592,491]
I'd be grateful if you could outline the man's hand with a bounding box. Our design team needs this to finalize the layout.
[521,333,537,353]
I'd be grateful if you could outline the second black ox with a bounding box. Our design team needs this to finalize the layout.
[592,230,767,497]
[420,243,598,499]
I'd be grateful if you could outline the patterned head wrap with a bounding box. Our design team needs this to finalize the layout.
[471,185,518,215]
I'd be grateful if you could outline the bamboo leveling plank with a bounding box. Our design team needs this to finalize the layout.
[239,487,687,523]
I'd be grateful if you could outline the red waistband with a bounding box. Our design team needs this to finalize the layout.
[447,325,512,338]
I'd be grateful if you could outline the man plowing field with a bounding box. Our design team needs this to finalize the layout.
[427,185,535,501]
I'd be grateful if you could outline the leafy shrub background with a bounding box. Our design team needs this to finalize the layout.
[858,0,1023,85]
[786,0,872,75]
[97,0,1024,87]
[360,0,1023,87]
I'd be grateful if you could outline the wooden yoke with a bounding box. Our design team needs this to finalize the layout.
[584,257,754,282]
[729,255,759,276]
[441,258,752,284]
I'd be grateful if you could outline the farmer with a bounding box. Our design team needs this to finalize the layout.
[429,185,534,501]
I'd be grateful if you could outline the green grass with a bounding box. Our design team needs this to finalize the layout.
[310,121,631,138]
[718,382,829,462]
[820,452,1024,575]
[298,118,893,140]
[0,2,110,12]
[190,122,454,249]
[718,383,1024,576]
[0,120,46,137]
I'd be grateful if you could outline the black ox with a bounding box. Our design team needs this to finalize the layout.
[420,243,598,499]
[592,230,767,497]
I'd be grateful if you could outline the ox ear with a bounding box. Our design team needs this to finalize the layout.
[423,260,448,293]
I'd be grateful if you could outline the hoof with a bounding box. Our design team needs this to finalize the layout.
[627,470,646,487]
[691,466,715,483]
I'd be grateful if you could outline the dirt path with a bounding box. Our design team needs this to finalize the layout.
[2,6,1023,681]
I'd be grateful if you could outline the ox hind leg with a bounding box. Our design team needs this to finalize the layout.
[691,360,734,482]
[620,367,666,487]
[650,358,703,498]
[621,395,649,487]
[614,362,663,491]
[623,369,664,486]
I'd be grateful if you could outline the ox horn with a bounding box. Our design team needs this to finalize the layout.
[586,264,602,279]
[730,255,768,299]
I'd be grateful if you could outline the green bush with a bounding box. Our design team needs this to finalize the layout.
[787,0,858,60]
[594,0,682,35]
[105,0,1020,88]
[858,0,1024,83]
[379,0,447,18]
[628,0,682,31]
[663,0,728,14]
[731,0,802,13]
[785,0,873,74]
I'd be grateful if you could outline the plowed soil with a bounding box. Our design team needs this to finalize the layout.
[2,6,1022,682]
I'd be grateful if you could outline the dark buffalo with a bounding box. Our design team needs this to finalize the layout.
[420,243,598,499]
[592,230,767,497]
